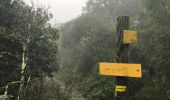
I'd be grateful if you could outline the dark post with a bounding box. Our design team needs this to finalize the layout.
[115,16,129,100]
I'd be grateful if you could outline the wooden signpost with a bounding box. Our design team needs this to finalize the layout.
[99,16,142,100]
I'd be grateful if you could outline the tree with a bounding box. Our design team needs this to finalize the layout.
[134,0,170,99]
[0,0,59,99]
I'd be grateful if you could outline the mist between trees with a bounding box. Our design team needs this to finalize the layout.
[0,0,170,100]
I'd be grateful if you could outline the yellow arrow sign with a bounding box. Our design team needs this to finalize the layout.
[99,63,142,78]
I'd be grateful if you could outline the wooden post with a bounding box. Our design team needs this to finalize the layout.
[115,16,129,100]
[99,16,141,99]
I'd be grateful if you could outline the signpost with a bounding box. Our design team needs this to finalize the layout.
[99,16,142,100]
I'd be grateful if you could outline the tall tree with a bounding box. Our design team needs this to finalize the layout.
[0,0,59,99]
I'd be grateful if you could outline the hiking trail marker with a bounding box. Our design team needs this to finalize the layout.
[99,16,142,100]
[99,63,142,78]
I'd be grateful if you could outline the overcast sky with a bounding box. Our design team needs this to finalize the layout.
[23,0,87,24]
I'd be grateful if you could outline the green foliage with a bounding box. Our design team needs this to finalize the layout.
[59,13,115,77]
[81,64,115,100]
[57,0,170,99]
[130,0,170,99]
[135,83,170,100]
[57,0,145,99]
[1,0,170,99]
[0,0,59,99]
[58,0,146,99]
[58,10,116,99]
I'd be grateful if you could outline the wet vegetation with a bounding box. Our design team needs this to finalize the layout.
[0,0,170,100]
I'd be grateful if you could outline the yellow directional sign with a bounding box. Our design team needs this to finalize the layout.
[99,63,142,78]
[123,30,137,44]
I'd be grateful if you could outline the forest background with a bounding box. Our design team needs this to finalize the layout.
[0,0,170,100]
